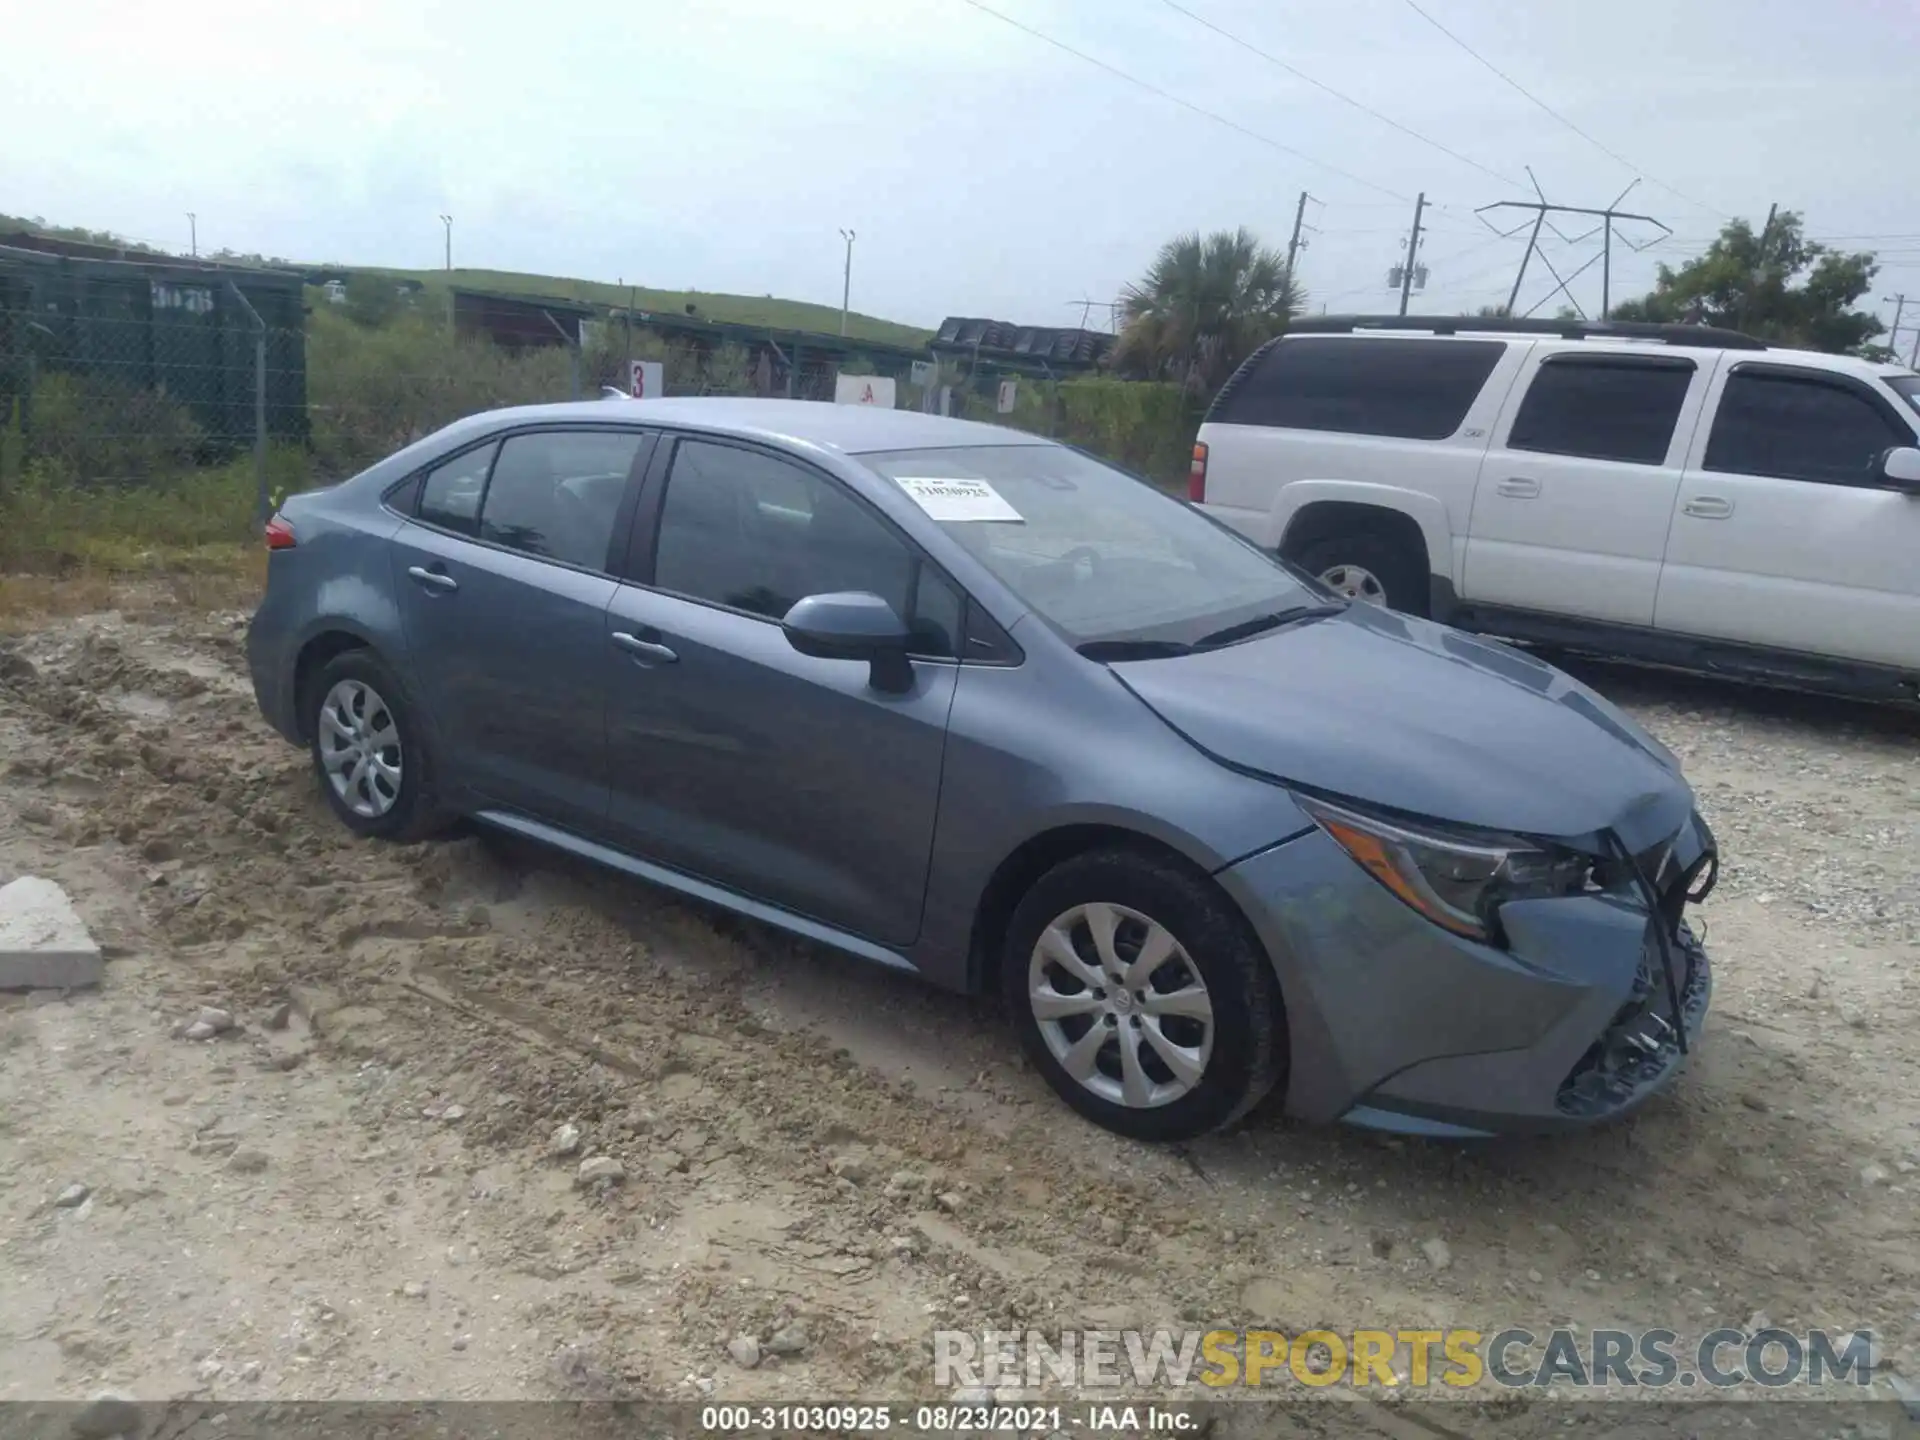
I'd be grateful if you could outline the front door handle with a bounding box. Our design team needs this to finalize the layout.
[1496,477,1541,498]
[612,631,678,664]
[1683,495,1734,519]
[406,565,459,593]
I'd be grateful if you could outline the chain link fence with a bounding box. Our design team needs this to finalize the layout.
[1,299,1199,571]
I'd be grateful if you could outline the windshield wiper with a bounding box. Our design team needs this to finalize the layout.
[1075,638,1195,662]
[1193,603,1347,651]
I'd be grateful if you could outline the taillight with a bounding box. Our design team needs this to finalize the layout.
[264,515,297,550]
[1188,442,1208,503]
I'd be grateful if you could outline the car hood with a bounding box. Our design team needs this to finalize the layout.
[1112,604,1692,849]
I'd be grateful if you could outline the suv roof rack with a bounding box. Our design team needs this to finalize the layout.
[1290,314,1770,351]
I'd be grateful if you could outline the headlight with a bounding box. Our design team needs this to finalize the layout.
[1296,794,1592,942]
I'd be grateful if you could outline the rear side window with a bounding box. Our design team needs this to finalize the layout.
[417,444,497,536]
[1506,357,1694,465]
[478,429,647,570]
[1705,370,1910,486]
[1209,337,1504,440]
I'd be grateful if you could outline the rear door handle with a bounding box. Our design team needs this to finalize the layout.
[1496,477,1541,498]
[1683,495,1734,519]
[611,631,678,664]
[406,565,459,593]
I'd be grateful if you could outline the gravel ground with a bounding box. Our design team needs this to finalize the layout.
[0,597,1915,1436]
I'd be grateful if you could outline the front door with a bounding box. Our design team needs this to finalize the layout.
[389,426,651,830]
[1655,364,1920,670]
[602,436,962,946]
[1464,349,1709,626]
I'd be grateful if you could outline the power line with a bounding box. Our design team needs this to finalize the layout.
[1398,0,1729,222]
[1154,0,1525,193]
[953,0,1411,201]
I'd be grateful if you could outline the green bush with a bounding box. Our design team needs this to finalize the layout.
[23,372,208,486]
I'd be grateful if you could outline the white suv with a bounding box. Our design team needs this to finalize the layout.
[1194,317,1920,701]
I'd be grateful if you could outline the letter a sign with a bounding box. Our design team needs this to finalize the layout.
[834,374,897,408]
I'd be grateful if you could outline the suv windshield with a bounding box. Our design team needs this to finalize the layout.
[860,443,1320,650]
[1888,375,1920,418]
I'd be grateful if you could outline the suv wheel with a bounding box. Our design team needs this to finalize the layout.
[305,651,444,841]
[1296,532,1428,616]
[1003,849,1285,1142]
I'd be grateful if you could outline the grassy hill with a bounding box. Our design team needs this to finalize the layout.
[365,267,933,350]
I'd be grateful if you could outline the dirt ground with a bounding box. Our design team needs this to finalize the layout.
[0,593,1916,1432]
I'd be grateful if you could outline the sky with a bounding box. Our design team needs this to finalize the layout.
[5,0,1920,343]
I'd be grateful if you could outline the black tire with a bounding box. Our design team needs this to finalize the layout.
[304,650,445,842]
[1295,531,1429,616]
[1003,848,1286,1142]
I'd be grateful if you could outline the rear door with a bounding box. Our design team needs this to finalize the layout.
[601,435,960,945]
[1463,348,1708,625]
[1655,363,1920,668]
[389,426,652,831]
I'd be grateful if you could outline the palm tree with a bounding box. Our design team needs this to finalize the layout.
[1113,228,1303,395]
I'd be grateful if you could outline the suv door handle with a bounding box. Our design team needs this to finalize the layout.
[406,565,459,593]
[612,631,678,664]
[1683,495,1734,519]
[1496,477,1541,498]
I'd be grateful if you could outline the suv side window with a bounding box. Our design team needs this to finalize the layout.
[1209,337,1505,440]
[653,440,960,657]
[1705,370,1909,485]
[1506,357,1694,465]
[417,443,498,536]
[477,430,647,570]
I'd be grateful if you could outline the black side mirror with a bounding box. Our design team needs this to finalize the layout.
[1874,445,1920,495]
[782,592,915,692]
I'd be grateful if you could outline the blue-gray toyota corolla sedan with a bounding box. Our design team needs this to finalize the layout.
[248,398,1716,1143]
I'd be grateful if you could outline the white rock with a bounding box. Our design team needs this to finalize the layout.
[1421,1238,1452,1271]
[550,1122,582,1157]
[0,877,104,991]
[194,1358,223,1383]
[401,1281,428,1300]
[182,1020,217,1042]
[196,1006,234,1033]
[1862,1163,1889,1186]
[576,1156,625,1186]
[54,1183,91,1208]
[727,1335,762,1369]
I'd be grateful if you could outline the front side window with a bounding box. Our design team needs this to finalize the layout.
[1705,371,1910,485]
[1885,374,1920,419]
[652,440,959,657]
[1209,336,1505,440]
[477,429,647,569]
[1506,357,1693,465]
[860,443,1317,651]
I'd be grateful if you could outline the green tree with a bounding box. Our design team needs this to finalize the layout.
[1113,228,1302,395]
[1611,212,1884,355]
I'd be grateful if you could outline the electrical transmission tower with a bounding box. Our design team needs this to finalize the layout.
[1477,170,1670,320]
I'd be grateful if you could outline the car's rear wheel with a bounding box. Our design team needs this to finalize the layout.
[1003,848,1285,1142]
[1296,532,1428,616]
[306,651,443,841]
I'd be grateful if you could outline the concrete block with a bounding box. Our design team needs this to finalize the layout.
[0,876,104,990]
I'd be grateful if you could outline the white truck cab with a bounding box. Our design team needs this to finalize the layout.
[1195,316,1920,701]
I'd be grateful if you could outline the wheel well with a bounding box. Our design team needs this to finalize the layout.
[1280,501,1430,574]
[291,631,370,740]
[967,824,1215,994]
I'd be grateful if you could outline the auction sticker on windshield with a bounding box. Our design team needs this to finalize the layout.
[893,476,1023,523]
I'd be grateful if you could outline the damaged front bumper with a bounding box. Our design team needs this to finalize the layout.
[1217,808,1719,1139]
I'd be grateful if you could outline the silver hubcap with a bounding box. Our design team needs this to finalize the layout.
[1028,902,1214,1109]
[1319,563,1388,606]
[318,679,403,819]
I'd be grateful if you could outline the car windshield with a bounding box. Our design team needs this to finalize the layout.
[1888,375,1920,417]
[859,443,1319,650]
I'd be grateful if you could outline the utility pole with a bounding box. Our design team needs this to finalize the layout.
[1886,294,1909,361]
[1286,191,1314,278]
[439,214,452,272]
[1397,192,1426,318]
[1910,324,1919,371]
[1480,170,1670,321]
[186,212,197,258]
[838,229,856,337]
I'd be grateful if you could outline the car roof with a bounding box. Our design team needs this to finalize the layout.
[448,397,1052,456]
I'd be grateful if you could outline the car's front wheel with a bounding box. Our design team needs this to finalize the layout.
[305,650,443,841]
[1003,848,1286,1142]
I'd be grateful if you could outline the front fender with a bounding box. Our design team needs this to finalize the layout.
[1275,480,1461,588]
